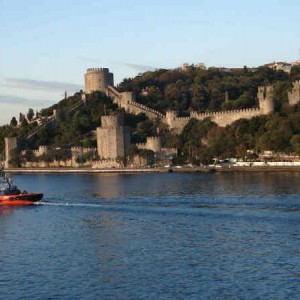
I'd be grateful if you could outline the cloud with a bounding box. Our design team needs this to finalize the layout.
[121,63,156,72]
[77,56,156,72]
[0,94,54,106]
[3,78,82,93]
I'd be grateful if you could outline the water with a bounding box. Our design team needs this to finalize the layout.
[0,172,299,300]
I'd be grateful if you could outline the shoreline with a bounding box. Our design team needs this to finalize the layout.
[5,166,300,174]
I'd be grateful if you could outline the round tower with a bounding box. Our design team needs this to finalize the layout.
[84,68,114,94]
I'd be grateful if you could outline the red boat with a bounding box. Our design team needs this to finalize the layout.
[0,193,43,206]
[0,170,43,206]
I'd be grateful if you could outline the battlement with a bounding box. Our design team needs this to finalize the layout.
[92,158,120,169]
[85,67,114,93]
[101,114,124,128]
[136,142,146,148]
[86,68,110,73]
[190,107,260,118]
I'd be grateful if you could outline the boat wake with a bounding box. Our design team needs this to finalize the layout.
[36,201,104,208]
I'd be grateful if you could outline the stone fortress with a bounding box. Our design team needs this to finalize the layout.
[84,68,278,133]
[4,67,300,168]
[84,68,300,134]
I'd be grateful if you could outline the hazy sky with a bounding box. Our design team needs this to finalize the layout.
[0,0,299,125]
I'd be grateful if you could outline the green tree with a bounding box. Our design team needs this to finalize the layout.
[27,108,35,121]
[10,117,18,127]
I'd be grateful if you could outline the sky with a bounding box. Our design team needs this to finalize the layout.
[0,0,300,125]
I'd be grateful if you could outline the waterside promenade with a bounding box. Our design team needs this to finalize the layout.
[6,165,300,174]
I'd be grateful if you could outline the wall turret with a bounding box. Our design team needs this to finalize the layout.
[165,111,177,128]
[258,85,274,114]
[146,137,162,153]
[288,81,300,106]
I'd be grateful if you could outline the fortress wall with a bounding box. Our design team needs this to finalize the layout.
[127,155,148,168]
[192,108,262,127]
[38,145,48,156]
[288,81,300,106]
[120,91,136,103]
[136,143,147,150]
[163,112,190,133]
[120,101,163,119]
[161,148,177,156]
[136,137,162,153]
[71,147,97,158]
[163,85,274,133]
[146,137,162,152]
[107,85,121,99]
[92,159,120,169]
[163,108,263,133]
[97,127,118,159]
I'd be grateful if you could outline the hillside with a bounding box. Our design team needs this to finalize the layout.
[0,91,158,157]
[2,65,300,164]
[118,65,300,115]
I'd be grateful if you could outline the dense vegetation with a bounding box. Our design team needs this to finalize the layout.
[172,102,300,164]
[1,65,300,164]
[0,92,157,158]
[118,65,300,115]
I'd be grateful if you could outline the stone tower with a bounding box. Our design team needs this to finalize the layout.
[84,68,114,94]
[96,114,130,159]
[258,85,274,114]
[4,137,19,168]
[146,137,162,153]
[288,81,300,106]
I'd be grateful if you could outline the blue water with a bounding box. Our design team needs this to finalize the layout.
[0,172,299,299]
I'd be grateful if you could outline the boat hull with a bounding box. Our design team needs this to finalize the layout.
[0,193,43,206]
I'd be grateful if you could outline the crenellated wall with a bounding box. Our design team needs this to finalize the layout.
[71,147,97,159]
[288,81,300,106]
[163,85,274,133]
[92,159,121,169]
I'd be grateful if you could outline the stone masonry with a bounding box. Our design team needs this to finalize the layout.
[96,114,130,159]
[84,68,114,94]
[163,85,274,133]
[84,68,277,134]
[288,81,300,106]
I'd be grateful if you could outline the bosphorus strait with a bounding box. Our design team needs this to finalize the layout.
[0,172,299,299]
